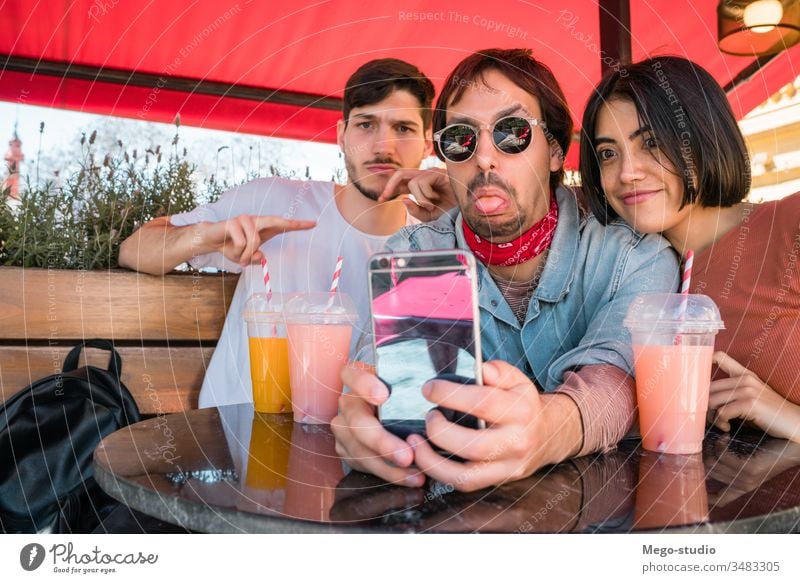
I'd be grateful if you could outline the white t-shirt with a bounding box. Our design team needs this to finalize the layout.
[170,177,413,408]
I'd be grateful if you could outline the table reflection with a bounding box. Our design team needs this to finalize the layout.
[284,423,344,521]
[235,412,344,521]
[705,432,800,523]
[228,407,613,530]
[330,451,635,533]
[634,452,708,529]
[93,405,800,533]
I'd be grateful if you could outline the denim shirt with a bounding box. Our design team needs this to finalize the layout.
[385,186,680,392]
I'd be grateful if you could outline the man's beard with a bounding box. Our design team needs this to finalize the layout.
[461,173,528,240]
[344,156,396,202]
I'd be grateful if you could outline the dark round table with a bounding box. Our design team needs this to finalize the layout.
[93,404,800,533]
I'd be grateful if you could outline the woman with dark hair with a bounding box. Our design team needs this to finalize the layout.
[580,55,800,443]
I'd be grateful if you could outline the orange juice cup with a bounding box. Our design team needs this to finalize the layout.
[625,293,724,455]
[243,293,293,414]
[285,292,357,425]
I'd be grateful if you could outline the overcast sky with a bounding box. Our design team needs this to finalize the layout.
[0,101,343,184]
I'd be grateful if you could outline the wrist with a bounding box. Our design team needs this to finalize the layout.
[778,400,800,444]
[539,393,583,465]
[189,221,218,256]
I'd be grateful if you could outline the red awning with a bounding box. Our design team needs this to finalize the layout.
[2,0,798,168]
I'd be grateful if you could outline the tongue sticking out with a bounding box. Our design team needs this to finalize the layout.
[473,195,507,215]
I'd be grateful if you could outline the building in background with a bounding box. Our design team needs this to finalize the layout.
[3,126,23,200]
[741,75,800,202]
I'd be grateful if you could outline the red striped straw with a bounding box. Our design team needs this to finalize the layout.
[326,255,343,310]
[681,249,694,295]
[678,249,694,322]
[260,257,272,304]
[329,255,344,293]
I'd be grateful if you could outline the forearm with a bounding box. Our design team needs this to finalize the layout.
[118,217,215,275]
[538,392,583,466]
[555,364,636,457]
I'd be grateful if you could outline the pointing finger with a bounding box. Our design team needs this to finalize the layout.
[254,216,316,235]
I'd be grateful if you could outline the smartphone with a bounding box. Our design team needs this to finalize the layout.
[368,249,484,439]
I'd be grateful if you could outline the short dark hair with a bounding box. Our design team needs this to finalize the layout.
[343,59,435,130]
[580,56,751,224]
[433,48,573,191]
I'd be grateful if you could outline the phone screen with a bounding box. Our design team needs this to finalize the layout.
[369,250,482,434]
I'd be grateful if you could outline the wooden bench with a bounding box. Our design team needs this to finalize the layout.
[0,267,239,415]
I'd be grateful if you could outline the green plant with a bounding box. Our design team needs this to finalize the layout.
[0,128,226,270]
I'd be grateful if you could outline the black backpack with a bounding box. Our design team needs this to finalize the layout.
[0,339,141,533]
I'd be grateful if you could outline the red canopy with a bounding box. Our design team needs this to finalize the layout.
[2,0,798,168]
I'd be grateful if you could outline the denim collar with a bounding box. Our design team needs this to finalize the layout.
[455,185,581,307]
[532,186,580,302]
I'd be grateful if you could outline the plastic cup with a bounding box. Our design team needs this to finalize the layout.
[284,292,357,424]
[243,293,293,414]
[624,293,724,455]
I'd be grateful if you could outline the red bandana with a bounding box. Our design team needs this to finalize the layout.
[462,193,558,267]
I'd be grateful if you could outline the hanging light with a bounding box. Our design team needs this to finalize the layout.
[718,0,800,55]
[744,0,784,32]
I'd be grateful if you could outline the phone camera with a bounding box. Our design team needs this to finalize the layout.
[379,258,389,268]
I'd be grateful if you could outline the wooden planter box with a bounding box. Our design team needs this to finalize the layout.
[0,267,238,414]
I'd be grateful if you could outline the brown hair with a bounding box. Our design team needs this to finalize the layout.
[343,59,435,130]
[433,48,573,190]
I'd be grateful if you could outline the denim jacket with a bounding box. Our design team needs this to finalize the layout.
[385,186,680,391]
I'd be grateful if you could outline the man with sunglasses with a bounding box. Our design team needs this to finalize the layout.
[333,49,679,491]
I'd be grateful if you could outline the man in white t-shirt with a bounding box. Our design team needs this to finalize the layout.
[119,58,446,407]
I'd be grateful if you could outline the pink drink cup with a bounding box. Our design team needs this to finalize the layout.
[633,343,714,454]
[285,292,357,424]
[625,293,723,455]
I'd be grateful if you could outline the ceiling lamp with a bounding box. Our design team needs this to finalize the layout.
[718,0,800,55]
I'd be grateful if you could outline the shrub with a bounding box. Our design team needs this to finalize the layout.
[0,129,225,270]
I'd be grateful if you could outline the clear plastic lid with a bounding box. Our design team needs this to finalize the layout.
[242,292,294,323]
[624,292,725,333]
[284,292,358,325]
